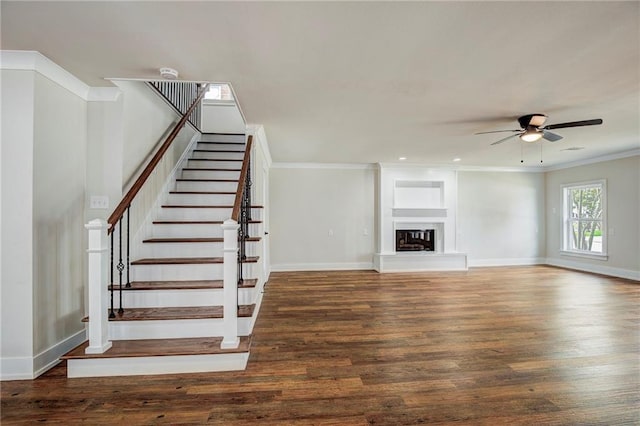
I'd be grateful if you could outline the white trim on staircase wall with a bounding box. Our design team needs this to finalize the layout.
[1,328,86,380]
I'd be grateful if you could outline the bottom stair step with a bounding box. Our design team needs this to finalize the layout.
[62,336,252,378]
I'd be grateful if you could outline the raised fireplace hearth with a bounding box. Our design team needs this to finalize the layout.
[396,229,435,252]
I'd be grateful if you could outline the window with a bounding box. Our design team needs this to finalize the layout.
[562,180,606,257]
[204,84,234,102]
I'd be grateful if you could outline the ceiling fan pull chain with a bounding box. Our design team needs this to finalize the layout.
[520,141,524,164]
[540,142,543,164]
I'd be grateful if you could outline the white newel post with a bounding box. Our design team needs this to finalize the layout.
[221,219,240,349]
[84,219,113,354]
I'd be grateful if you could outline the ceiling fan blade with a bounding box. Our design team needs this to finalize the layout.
[490,133,520,146]
[542,130,563,142]
[543,118,603,130]
[475,129,520,135]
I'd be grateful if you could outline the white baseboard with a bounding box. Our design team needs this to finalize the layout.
[1,328,86,381]
[270,262,374,272]
[545,257,640,281]
[33,328,87,378]
[0,357,34,381]
[469,257,545,267]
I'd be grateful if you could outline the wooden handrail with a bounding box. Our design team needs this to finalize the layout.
[107,83,209,232]
[231,135,253,221]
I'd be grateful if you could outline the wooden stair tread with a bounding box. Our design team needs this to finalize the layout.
[131,256,259,265]
[176,178,239,182]
[181,168,241,172]
[188,158,244,162]
[109,279,258,291]
[193,149,245,153]
[81,304,255,322]
[61,336,252,360]
[153,220,262,224]
[201,132,245,137]
[143,237,261,243]
[161,204,264,208]
[169,191,236,195]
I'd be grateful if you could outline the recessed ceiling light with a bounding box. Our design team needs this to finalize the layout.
[453,157,461,162]
[399,157,407,161]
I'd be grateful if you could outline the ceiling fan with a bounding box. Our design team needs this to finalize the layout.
[476,114,603,145]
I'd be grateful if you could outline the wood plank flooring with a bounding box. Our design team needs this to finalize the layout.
[2,266,638,425]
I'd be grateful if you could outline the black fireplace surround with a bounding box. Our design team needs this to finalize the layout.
[396,229,435,252]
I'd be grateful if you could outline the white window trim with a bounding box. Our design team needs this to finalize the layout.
[561,179,608,259]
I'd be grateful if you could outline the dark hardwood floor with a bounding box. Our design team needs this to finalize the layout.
[2,266,638,425]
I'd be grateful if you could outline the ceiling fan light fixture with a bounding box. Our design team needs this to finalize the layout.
[520,129,543,142]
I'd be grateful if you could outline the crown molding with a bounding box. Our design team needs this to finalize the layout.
[1,50,120,102]
[542,148,640,172]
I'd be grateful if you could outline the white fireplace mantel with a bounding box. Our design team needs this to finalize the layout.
[375,164,468,272]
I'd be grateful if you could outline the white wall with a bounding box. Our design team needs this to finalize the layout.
[115,80,177,185]
[32,73,88,371]
[269,166,375,270]
[545,156,640,280]
[458,171,545,266]
[201,103,245,134]
[1,70,36,379]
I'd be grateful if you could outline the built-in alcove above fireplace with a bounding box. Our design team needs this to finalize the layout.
[374,164,467,272]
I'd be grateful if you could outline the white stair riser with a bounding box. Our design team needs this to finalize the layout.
[157,207,262,221]
[67,353,249,378]
[131,263,258,281]
[191,151,244,160]
[200,134,246,143]
[181,169,240,180]
[108,317,254,340]
[120,287,256,308]
[138,241,260,258]
[150,223,261,238]
[197,142,245,150]
[176,180,238,192]
[186,159,241,170]
[157,207,233,221]
[166,193,236,205]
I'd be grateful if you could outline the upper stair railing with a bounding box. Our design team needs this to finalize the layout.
[148,81,205,130]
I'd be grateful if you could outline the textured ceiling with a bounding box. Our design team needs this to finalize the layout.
[2,1,639,167]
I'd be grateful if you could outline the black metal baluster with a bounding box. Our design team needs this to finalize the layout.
[117,219,125,314]
[109,231,115,319]
[126,205,131,288]
[246,157,252,222]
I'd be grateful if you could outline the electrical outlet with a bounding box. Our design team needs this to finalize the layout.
[90,195,109,209]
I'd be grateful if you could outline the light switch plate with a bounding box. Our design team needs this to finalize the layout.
[90,195,109,209]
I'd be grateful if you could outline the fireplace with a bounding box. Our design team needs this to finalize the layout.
[395,229,435,252]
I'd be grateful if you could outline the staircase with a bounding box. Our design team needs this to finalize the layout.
[62,133,265,377]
